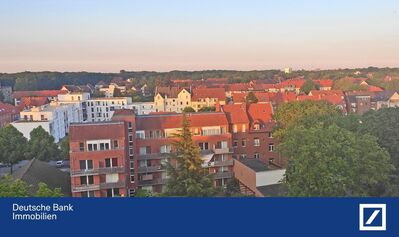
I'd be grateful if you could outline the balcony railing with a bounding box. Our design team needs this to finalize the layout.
[213,148,233,154]
[137,153,170,160]
[99,180,126,189]
[138,178,166,186]
[137,165,164,173]
[213,171,233,179]
[72,184,100,193]
[213,159,234,167]
[70,166,125,177]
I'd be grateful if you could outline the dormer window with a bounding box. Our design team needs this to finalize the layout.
[253,123,260,130]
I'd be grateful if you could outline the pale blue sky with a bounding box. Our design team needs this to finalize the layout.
[1,0,398,72]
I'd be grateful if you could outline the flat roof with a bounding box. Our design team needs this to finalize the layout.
[237,158,269,172]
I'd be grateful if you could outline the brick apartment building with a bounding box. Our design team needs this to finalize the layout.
[69,105,282,197]
[221,103,285,167]
[69,121,131,197]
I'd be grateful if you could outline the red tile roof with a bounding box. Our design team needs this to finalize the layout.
[225,83,251,92]
[276,79,305,89]
[314,79,333,88]
[13,90,66,99]
[367,85,384,92]
[222,104,249,124]
[192,88,225,100]
[247,103,273,124]
[70,122,126,140]
[136,112,229,130]
[0,102,19,115]
[18,97,49,108]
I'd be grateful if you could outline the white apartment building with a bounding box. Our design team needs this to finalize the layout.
[57,92,91,122]
[86,97,133,122]
[12,102,80,142]
[126,102,156,115]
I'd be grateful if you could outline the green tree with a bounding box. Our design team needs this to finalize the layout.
[164,114,218,197]
[182,106,195,113]
[27,126,61,161]
[59,136,70,160]
[0,125,28,174]
[0,176,30,197]
[134,189,152,197]
[35,182,63,197]
[359,108,399,168]
[273,100,340,138]
[300,79,319,94]
[246,91,258,104]
[280,124,394,197]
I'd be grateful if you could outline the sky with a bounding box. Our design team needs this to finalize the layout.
[0,0,399,73]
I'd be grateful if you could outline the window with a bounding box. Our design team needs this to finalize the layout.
[268,132,273,138]
[139,146,150,155]
[268,143,274,152]
[136,130,145,139]
[80,175,94,185]
[41,115,45,120]
[233,140,238,148]
[199,142,209,150]
[160,145,171,153]
[81,191,95,197]
[105,158,118,168]
[253,123,260,130]
[242,124,246,132]
[232,124,238,133]
[79,142,84,152]
[241,139,246,147]
[254,153,260,159]
[239,154,247,159]
[107,188,120,197]
[113,140,118,149]
[202,127,221,136]
[254,138,260,147]
[79,160,93,170]
[269,158,274,164]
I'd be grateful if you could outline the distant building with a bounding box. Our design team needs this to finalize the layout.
[0,102,19,128]
[12,102,81,142]
[126,102,156,115]
[86,97,132,122]
[284,67,292,74]
[154,87,191,113]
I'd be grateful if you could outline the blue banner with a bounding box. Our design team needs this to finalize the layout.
[0,198,397,237]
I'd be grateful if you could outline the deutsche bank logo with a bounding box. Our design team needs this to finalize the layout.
[359,204,386,231]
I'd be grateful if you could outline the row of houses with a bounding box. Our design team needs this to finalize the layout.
[69,103,285,197]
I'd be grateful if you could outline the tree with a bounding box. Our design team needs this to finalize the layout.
[0,176,30,197]
[280,124,394,197]
[0,125,28,174]
[300,79,319,94]
[0,176,63,197]
[273,100,340,138]
[164,114,218,196]
[59,136,70,160]
[27,126,61,161]
[35,182,63,197]
[246,91,258,104]
[359,108,399,168]
[182,106,195,113]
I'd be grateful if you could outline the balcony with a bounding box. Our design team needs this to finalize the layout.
[138,178,166,186]
[137,153,170,160]
[70,166,125,177]
[137,165,164,174]
[213,160,234,167]
[213,148,233,155]
[99,180,126,189]
[72,184,100,193]
[213,171,233,179]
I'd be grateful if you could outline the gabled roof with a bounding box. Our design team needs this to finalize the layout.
[372,90,397,102]
[136,112,229,130]
[61,84,94,93]
[222,104,249,124]
[0,102,19,115]
[276,79,305,89]
[225,83,251,92]
[192,88,225,100]
[367,85,384,92]
[13,90,66,99]
[12,159,71,196]
[155,86,189,98]
[19,97,49,108]
[247,103,273,124]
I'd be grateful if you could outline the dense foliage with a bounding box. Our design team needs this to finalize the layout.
[0,176,63,197]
